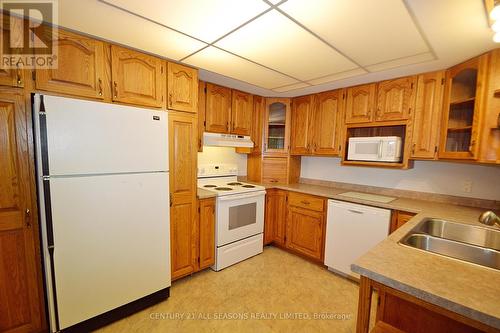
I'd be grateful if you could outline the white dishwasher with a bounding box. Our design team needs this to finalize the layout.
[324,200,391,278]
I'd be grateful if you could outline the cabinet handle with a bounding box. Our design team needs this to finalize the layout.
[169,193,173,207]
[411,143,416,154]
[25,209,31,228]
[98,79,103,96]
[169,93,173,106]
[300,200,310,205]
[16,65,22,86]
[270,179,277,183]
[497,113,500,128]
[113,81,118,98]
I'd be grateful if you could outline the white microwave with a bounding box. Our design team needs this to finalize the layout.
[347,136,402,162]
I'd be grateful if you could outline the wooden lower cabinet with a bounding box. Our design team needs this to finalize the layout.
[286,206,325,261]
[198,198,215,270]
[264,189,287,246]
[389,210,416,234]
[0,88,45,332]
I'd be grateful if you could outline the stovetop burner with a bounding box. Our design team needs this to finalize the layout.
[227,182,243,186]
[203,185,217,188]
[242,184,255,188]
[215,187,233,191]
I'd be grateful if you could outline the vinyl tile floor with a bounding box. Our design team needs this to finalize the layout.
[96,246,376,333]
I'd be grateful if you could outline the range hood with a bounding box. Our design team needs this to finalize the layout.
[203,132,254,148]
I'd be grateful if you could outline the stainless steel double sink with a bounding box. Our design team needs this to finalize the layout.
[399,218,500,270]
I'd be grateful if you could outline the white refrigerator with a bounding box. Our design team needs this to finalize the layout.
[33,94,171,331]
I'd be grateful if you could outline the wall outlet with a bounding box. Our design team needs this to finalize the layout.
[462,180,473,193]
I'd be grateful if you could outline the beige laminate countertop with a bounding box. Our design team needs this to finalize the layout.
[240,182,500,329]
[197,188,217,199]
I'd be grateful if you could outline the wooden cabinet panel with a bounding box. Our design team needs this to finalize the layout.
[251,95,265,153]
[411,71,445,159]
[376,76,416,122]
[198,198,215,270]
[264,189,287,246]
[288,192,324,212]
[0,15,24,88]
[36,29,107,99]
[290,95,314,155]
[0,89,43,332]
[169,111,197,280]
[345,83,376,124]
[312,90,343,155]
[205,83,231,133]
[262,157,288,184]
[439,56,488,160]
[167,62,198,113]
[264,98,291,155]
[111,45,165,108]
[286,206,324,260]
[231,90,253,135]
[389,210,416,234]
[198,81,206,152]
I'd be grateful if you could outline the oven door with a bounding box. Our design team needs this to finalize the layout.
[216,191,265,246]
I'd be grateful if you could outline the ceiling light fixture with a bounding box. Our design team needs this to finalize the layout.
[494,32,500,43]
[493,20,500,32]
[491,2,500,21]
[489,0,500,42]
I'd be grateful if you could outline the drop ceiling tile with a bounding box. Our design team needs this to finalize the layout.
[280,0,430,67]
[103,0,270,43]
[183,46,297,89]
[365,52,435,72]
[59,0,206,60]
[307,68,367,85]
[215,10,357,81]
[272,82,311,93]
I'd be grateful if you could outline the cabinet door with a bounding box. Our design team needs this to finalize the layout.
[264,98,291,155]
[262,157,288,184]
[264,189,287,246]
[376,76,416,122]
[169,111,197,280]
[198,81,206,152]
[439,56,487,160]
[167,62,198,113]
[231,90,253,135]
[205,83,231,133]
[111,45,165,108]
[312,90,343,155]
[251,95,265,153]
[345,83,376,124]
[286,206,324,260]
[198,198,215,270]
[0,15,24,87]
[411,71,444,159]
[0,89,44,332]
[36,29,107,99]
[290,95,314,155]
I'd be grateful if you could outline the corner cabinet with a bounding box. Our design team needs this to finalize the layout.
[345,83,376,124]
[111,45,165,108]
[411,71,445,159]
[205,83,231,133]
[0,88,45,332]
[169,111,198,280]
[439,55,488,160]
[264,98,291,155]
[35,29,108,99]
[167,62,198,113]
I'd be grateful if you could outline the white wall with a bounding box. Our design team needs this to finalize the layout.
[301,157,500,201]
[198,147,247,175]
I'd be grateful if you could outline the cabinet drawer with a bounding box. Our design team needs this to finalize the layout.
[288,192,324,212]
[262,157,288,184]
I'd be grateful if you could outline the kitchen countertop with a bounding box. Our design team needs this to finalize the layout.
[197,188,217,199]
[236,181,500,329]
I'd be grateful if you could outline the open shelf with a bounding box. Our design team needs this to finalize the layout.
[449,97,475,106]
[447,126,472,132]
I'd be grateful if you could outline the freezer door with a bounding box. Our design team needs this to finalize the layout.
[34,94,168,175]
[46,172,170,330]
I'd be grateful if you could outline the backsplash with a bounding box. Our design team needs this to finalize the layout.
[301,157,500,201]
[198,146,247,175]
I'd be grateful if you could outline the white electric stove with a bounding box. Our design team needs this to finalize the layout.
[198,164,266,271]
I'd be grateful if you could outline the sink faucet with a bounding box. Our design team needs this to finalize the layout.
[478,211,500,227]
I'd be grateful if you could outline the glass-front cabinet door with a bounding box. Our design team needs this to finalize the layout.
[439,55,487,160]
[264,98,291,155]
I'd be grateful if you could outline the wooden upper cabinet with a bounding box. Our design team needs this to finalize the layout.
[251,95,265,153]
[290,95,315,155]
[264,98,291,155]
[411,71,445,159]
[167,62,198,113]
[169,111,198,280]
[0,88,44,332]
[345,83,376,124]
[35,29,107,99]
[231,90,253,135]
[198,81,206,152]
[312,90,344,156]
[376,76,416,122]
[205,83,231,133]
[264,189,287,246]
[439,55,488,160]
[111,45,165,108]
[0,15,24,88]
